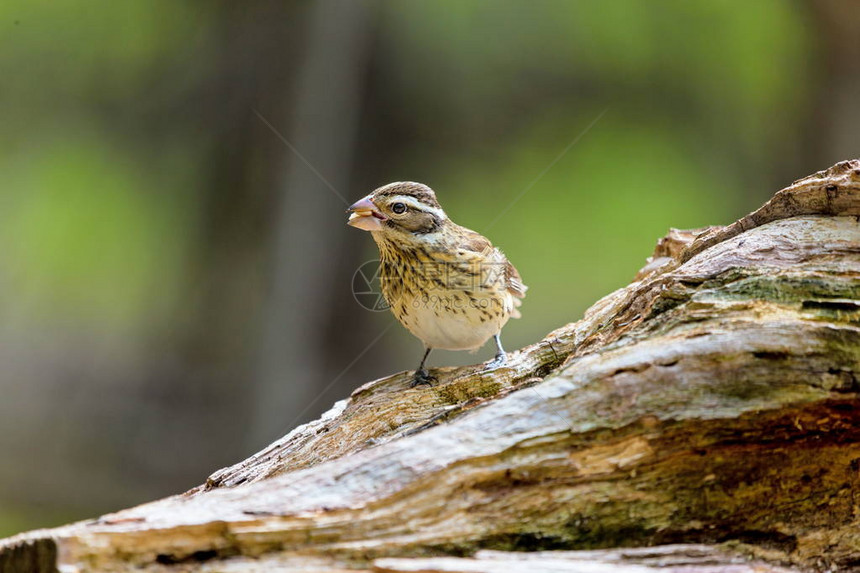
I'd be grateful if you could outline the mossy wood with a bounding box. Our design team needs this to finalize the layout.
[2,161,859,572]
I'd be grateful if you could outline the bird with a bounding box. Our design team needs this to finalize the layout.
[346,181,527,386]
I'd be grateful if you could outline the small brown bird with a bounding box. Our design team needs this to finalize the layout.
[347,182,527,386]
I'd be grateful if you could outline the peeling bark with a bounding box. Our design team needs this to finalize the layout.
[2,160,859,573]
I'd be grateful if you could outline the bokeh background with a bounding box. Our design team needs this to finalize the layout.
[1,0,858,536]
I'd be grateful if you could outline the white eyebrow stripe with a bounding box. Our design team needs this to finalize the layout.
[392,196,447,219]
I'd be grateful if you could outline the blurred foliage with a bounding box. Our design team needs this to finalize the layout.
[0,137,192,330]
[0,0,208,334]
[0,0,208,100]
[0,0,828,537]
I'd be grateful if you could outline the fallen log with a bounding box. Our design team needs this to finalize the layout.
[2,160,859,573]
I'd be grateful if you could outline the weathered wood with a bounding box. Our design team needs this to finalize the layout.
[374,545,800,572]
[2,160,859,573]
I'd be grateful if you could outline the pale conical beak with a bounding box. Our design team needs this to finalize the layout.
[347,196,387,231]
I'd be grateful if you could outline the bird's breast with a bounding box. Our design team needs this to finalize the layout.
[379,262,511,351]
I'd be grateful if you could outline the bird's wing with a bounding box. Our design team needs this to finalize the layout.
[458,229,495,258]
[458,227,527,301]
[504,260,528,299]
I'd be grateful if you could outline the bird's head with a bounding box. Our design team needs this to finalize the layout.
[347,182,447,236]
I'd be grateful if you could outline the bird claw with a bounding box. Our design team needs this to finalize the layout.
[484,353,508,371]
[410,369,437,388]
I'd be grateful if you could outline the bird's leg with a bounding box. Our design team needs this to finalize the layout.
[485,334,508,370]
[410,347,437,387]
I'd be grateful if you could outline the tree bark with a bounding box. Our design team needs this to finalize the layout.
[2,160,859,573]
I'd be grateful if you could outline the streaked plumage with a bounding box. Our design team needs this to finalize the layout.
[347,182,526,385]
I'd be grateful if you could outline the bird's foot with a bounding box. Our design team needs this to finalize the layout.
[484,352,508,370]
[410,368,437,388]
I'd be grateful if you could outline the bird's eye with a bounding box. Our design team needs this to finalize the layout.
[392,202,407,214]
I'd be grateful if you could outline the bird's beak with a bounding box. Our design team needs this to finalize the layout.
[347,195,387,231]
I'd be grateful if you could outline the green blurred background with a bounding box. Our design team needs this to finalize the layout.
[0,0,857,536]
